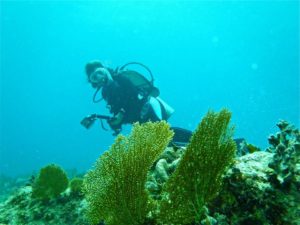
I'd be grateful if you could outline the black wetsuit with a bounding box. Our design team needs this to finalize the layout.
[101,73,145,124]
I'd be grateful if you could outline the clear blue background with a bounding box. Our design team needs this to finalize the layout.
[1,1,299,176]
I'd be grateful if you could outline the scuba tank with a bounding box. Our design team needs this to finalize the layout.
[92,62,160,103]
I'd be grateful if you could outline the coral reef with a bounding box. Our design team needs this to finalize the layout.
[210,151,277,224]
[82,109,236,225]
[70,177,84,197]
[267,120,300,224]
[0,174,31,202]
[0,185,88,225]
[235,138,261,157]
[210,120,300,225]
[267,120,300,190]
[0,117,299,225]
[83,121,173,225]
[146,146,184,199]
[158,109,236,224]
[32,164,69,200]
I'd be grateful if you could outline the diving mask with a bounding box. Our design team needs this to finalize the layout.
[89,68,109,86]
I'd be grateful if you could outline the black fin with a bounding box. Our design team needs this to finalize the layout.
[170,127,193,147]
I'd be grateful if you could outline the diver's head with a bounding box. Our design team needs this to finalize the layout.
[85,61,112,88]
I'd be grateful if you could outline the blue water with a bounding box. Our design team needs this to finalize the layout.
[0,1,299,176]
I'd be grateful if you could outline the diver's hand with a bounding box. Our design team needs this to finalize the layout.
[108,110,124,135]
[108,112,123,126]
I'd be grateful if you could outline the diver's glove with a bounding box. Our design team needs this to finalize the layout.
[80,114,98,129]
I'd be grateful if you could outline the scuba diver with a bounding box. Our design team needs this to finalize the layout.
[80,60,250,151]
[81,60,175,135]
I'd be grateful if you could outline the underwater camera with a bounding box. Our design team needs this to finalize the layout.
[80,114,98,129]
[81,114,112,130]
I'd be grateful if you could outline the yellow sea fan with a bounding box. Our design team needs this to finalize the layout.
[159,109,236,224]
[83,121,173,225]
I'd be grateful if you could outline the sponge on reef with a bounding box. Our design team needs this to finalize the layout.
[32,164,69,200]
